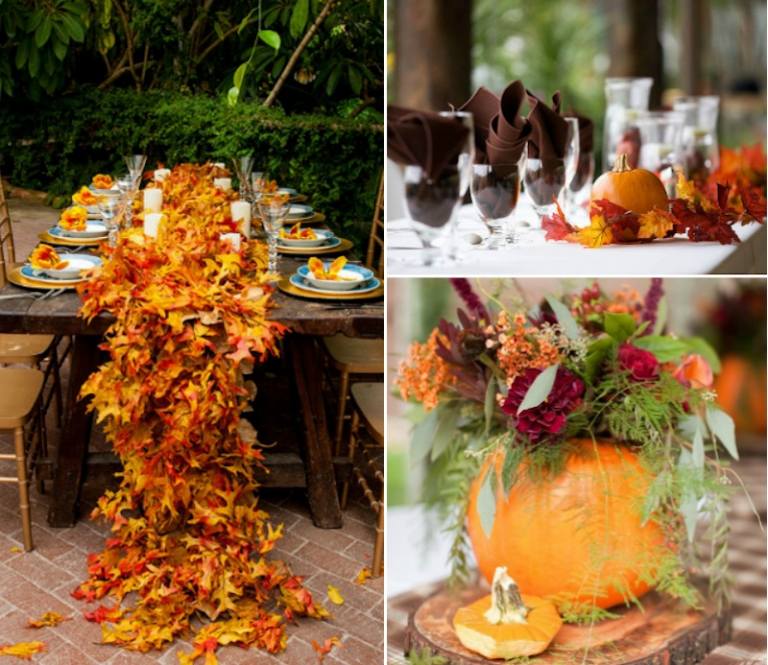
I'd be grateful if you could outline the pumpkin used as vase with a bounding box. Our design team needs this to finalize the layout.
[466,438,667,610]
[591,154,669,215]
[454,566,562,659]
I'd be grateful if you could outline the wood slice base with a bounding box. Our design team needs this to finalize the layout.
[405,585,731,664]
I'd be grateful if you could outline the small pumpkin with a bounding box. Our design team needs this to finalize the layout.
[466,439,666,610]
[591,154,669,215]
[715,355,767,435]
[454,567,562,658]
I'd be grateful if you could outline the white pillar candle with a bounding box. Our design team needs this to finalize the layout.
[213,162,226,169]
[154,168,171,183]
[144,212,164,239]
[214,177,232,191]
[220,232,241,252]
[143,188,163,212]
[231,201,252,237]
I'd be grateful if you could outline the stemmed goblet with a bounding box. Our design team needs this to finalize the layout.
[116,174,133,228]
[98,196,121,247]
[233,156,255,200]
[124,154,147,188]
[258,194,290,273]
[470,157,524,248]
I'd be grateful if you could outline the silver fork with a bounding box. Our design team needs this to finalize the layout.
[0,292,43,301]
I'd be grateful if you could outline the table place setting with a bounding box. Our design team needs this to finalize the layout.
[7,243,102,290]
[279,256,383,301]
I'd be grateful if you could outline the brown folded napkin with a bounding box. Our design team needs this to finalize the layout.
[565,110,594,154]
[526,90,569,160]
[486,81,532,175]
[387,104,470,181]
[458,86,499,155]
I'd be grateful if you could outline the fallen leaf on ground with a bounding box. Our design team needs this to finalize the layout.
[28,611,70,628]
[311,636,342,662]
[354,568,372,585]
[0,642,46,660]
[326,585,344,605]
[8,547,21,554]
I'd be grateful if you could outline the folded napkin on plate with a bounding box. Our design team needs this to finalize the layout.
[387,105,470,181]
[459,81,531,175]
[526,90,569,160]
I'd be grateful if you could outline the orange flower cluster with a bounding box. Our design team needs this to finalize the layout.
[397,329,456,411]
[493,312,560,385]
[569,284,643,326]
[74,164,327,664]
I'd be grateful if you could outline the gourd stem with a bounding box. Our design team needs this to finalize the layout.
[613,153,631,173]
[485,567,529,625]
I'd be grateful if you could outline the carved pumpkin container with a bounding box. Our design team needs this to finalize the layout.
[466,438,666,610]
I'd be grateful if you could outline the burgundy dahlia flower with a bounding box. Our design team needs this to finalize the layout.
[501,367,584,442]
[618,343,659,381]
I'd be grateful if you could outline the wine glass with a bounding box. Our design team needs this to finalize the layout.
[524,119,578,226]
[399,110,473,266]
[124,154,147,189]
[258,194,290,273]
[98,196,121,247]
[561,117,581,217]
[470,159,524,248]
[233,156,255,200]
[116,174,133,228]
[636,111,685,197]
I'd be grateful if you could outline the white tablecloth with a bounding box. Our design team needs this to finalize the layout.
[387,203,766,276]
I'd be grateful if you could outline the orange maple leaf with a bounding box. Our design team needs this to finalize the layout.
[637,209,675,240]
[354,567,372,585]
[311,636,343,662]
[0,642,46,660]
[575,214,613,248]
[27,611,70,628]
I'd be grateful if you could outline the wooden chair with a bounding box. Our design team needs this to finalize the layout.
[0,367,45,551]
[0,178,67,468]
[341,382,384,576]
[322,171,384,454]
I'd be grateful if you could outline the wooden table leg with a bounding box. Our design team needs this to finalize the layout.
[47,335,99,527]
[287,335,343,529]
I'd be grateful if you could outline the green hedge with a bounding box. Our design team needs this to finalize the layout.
[0,88,383,250]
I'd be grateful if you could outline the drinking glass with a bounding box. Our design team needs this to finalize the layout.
[251,172,266,202]
[124,154,147,189]
[405,110,473,264]
[673,96,720,180]
[470,159,524,248]
[258,195,290,273]
[233,156,255,200]
[524,119,578,225]
[636,111,685,197]
[567,153,595,221]
[98,196,121,247]
[602,77,652,171]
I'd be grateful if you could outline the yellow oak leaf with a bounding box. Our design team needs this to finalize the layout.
[575,214,613,248]
[637,209,674,240]
[27,611,70,628]
[354,567,372,585]
[326,584,344,605]
[0,641,46,659]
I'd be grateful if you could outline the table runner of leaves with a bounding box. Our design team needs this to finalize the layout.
[72,164,328,663]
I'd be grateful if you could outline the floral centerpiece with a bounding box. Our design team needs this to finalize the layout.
[398,278,746,631]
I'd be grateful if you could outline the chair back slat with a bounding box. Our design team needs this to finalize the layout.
[365,171,384,277]
[0,174,15,288]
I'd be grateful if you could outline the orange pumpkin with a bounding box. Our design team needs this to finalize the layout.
[591,154,669,215]
[466,439,667,610]
[454,567,562,659]
[715,355,767,435]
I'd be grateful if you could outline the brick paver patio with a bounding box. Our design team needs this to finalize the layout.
[0,196,384,664]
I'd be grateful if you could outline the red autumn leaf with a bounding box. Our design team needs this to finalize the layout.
[311,636,343,662]
[541,201,576,241]
[739,185,767,221]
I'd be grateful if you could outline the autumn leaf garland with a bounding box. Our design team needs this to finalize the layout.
[73,164,328,663]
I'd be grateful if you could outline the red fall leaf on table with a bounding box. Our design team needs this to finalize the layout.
[311,636,343,662]
[541,201,576,241]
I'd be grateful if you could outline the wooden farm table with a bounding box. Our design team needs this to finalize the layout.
[0,256,383,530]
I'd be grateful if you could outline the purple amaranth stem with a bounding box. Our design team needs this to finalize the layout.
[449,278,489,322]
[641,278,664,333]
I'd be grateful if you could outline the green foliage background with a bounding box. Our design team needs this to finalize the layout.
[0,88,382,249]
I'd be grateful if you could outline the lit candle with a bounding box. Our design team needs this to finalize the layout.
[143,188,163,213]
[231,201,252,237]
[220,232,241,252]
[144,212,164,239]
[154,168,171,183]
[214,177,232,191]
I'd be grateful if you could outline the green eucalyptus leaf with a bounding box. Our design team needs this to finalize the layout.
[603,312,636,343]
[653,296,668,335]
[410,406,439,464]
[633,335,688,362]
[517,364,559,415]
[477,469,497,538]
[584,336,614,383]
[430,406,459,462]
[706,406,738,460]
[680,491,699,543]
[545,295,580,339]
[483,379,496,435]
[691,427,705,471]
[258,29,281,51]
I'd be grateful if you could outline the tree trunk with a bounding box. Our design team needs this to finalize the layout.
[607,0,664,108]
[680,0,707,94]
[394,0,472,111]
[263,0,336,108]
